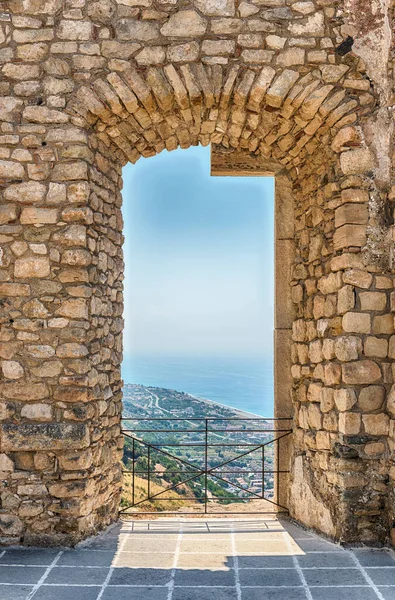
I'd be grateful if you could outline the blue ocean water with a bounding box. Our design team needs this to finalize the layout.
[122,354,274,417]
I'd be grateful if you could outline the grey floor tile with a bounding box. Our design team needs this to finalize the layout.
[104,587,169,600]
[0,566,46,584]
[173,587,238,600]
[109,567,171,586]
[174,569,235,587]
[352,550,395,567]
[379,589,395,600]
[296,540,341,553]
[34,586,101,600]
[57,550,116,567]
[365,568,395,585]
[0,549,59,566]
[0,584,33,599]
[310,588,378,600]
[303,568,366,587]
[45,566,109,585]
[241,588,308,600]
[298,552,355,568]
[239,568,301,587]
[238,556,295,568]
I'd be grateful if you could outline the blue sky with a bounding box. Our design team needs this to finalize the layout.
[122,145,274,358]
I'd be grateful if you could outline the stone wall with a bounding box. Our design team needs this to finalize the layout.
[0,0,394,545]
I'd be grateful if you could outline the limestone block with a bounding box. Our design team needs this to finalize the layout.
[3,63,40,80]
[23,106,69,124]
[26,345,55,358]
[1,423,90,450]
[334,389,357,411]
[342,311,370,335]
[341,189,370,204]
[324,363,341,386]
[364,337,388,358]
[167,42,200,62]
[2,360,24,380]
[195,0,234,15]
[0,97,23,121]
[56,299,88,320]
[53,225,87,247]
[202,40,235,55]
[61,249,91,266]
[14,257,50,279]
[31,360,63,378]
[320,388,334,413]
[335,336,361,361]
[58,449,93,471]
[340,148,375,175]
[56,343,89,358]
[360,292,387,311]
[21,403,53,421]
[277,48,305,67]
[58,20,92,40]
[288,12,324,36]
[363,414,390,436]
[4,181,46,204]
[342,360,381,385]
[0,283,30,297]
[358,386,385,412]
[307,403,322,429]
[22,299,49,318]
[20,207,58,224]
[0,514,23,537]
[335,203,368,228]
[48,479,95,498]
[373,315,394,335]
[334,224,367,250]
[266,70,299,107]
[0,454,14,471]
[161,11,208,37]
[343,269,372,289]
[339,412,361,435]
[0,160,25,179]
[338,285,355,314]
[0,204,17,225]
[135,46,166,65]
[2,382,48,401]
[52,162,88,181]
[332,126,361,153]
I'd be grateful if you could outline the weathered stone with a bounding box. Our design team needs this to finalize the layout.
[117,18,160,41]
[364,337,388,358]
[342,360,381,385]
[2,360,24,380]
[335,336,361,361]
[339,412,361,435]
[342,311,370,334]
[334,389,357,412]
[340,148,375,175]
[1,423,90,451]
[23,106,69,124]
[56,299,88,319]
[14,257,50,279]
[4,181,46,204]
[20,207,58,225]
[359,386,385,412]
[56,343,89,358]
[21,403,53,421]
[161,11,207,37]
[363,414,390,436]
[2,382,48,400]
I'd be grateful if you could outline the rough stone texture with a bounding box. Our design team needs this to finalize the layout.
[0,0,394,550]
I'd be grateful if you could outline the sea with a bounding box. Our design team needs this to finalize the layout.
[122,354,274,417]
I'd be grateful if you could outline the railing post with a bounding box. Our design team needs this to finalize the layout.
[261,445,265,499]
[148,445,151,500]
[204,418,208,514]
[132,438,135,507]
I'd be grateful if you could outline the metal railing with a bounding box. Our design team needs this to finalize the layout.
[120,417,293,516]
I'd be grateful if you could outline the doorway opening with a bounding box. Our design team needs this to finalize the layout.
[119,145,291,516]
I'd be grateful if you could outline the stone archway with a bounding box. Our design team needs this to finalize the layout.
[0,0,394,546]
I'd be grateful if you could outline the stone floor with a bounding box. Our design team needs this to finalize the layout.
[1,517,395,600]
